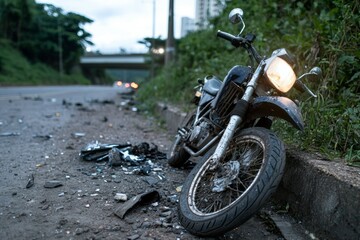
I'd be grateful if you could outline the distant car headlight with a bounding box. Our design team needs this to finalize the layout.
[265,56,296,93]
[115,81,122,87]
[130,82,139,89]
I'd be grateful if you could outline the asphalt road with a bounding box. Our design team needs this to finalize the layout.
[0,85,118,102]
[0,86,309,239]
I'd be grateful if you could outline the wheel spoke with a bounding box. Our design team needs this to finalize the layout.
[191,136,266,215]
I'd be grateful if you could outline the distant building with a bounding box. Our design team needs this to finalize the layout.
[180,0,225,38]
[195,0,224,29]
[181,17,196,37]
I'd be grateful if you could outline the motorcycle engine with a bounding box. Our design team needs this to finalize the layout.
[188,121,212,149]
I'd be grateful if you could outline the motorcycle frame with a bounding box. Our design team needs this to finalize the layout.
[180,32,306,163]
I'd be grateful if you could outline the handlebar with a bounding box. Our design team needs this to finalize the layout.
[217,30,262,64]
[217,30,244,48]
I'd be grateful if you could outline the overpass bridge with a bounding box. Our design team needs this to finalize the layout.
[80,53,151,70]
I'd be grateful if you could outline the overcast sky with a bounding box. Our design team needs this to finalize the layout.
[36,0,196,53]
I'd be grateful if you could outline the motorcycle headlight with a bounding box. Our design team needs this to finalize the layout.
[265,56,296,93]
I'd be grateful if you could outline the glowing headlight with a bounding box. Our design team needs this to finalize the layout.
[265,57,296,93]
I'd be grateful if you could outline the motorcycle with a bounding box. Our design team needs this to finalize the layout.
[167,8,322,237]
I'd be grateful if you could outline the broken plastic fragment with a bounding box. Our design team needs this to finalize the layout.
[212,161,240,193]
[72,132,86,138]
[33,134,52,140]
[114,193,128,201]
[26,174,34,189]
[0,132,20,137]
[80,142,166,176]
[44,180,63,188]
[113,190,160,219]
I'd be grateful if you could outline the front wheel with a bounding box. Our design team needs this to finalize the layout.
[178,127,285,237]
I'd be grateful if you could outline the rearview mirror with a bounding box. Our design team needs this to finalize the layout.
[228,8,245,35]
[229,8,243,24]
[298,66,322,82]
[309,67,322,78]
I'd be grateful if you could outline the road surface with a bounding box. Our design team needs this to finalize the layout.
[0,86,309,239]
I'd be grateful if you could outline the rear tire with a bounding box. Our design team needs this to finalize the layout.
[167,110,196,168]
[178,127,285,236]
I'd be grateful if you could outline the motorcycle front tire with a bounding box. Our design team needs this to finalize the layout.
[178,127,286,237]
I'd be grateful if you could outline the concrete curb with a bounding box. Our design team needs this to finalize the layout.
[156,102,360,240]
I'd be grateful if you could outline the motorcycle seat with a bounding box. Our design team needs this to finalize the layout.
[204,76,222,96]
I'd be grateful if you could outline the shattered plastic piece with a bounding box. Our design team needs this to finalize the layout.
[36,163,46,168]
[44,180,63,188]
[72,132,86,138]
[114,193,128,201]
[80,141,166,176]
[126,165,152,175]
[80,141,130,162]
[120,149,144,164]
[212,161,240,193]
[26,174,34,189]
[0,132,20,137]
[114,190,160,219]
[176,186,183,192]
[108,148,123,166]
[142,176,160,186]
[33,134,52,140]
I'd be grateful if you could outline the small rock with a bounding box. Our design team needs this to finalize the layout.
[154,220,162,227]
[162,222,173,228]
[127,234,140,240]
[59,219,68,225]
[75,227,89,235]
[159,211,172,217]
[142,222,152,228]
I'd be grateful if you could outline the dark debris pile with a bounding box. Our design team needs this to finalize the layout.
[79,141,167,176]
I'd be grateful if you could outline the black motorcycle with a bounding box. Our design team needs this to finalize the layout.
[167,8,321,236]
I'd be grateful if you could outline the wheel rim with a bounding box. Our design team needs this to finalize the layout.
[188,135,266,216]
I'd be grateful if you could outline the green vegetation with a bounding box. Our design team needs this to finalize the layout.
[0,0,92,85]
[137,0,360,165]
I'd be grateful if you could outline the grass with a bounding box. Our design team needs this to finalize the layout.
[0,39,90,86]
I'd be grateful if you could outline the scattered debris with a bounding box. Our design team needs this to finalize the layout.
[176,186,182,192]
[0,132,20,137]
[80,141,130,162]
[23,96,43,101]
[114,190,160,219]
[72,132,86,138]
[142,176,160,186]
[44,180,63,188]
[33,134,52,140]
[36,163,46,168]
[26,174,34,189]
[79,141,166,176]
[89,99,115,105]
[114,193,128,201]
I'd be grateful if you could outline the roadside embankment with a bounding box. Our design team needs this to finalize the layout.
[156,102,360,240]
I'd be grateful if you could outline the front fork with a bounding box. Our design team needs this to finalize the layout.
[210,60,265,168]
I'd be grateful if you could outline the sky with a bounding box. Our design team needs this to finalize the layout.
[36,0,196,53]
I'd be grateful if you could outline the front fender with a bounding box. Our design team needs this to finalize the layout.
[246,96,304,131]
